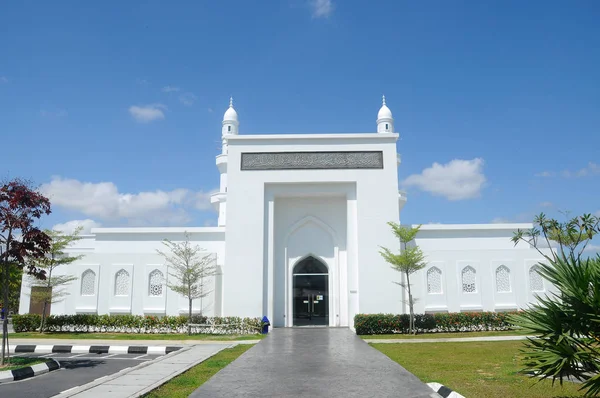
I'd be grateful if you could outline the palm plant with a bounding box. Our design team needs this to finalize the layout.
[510,213,600,396]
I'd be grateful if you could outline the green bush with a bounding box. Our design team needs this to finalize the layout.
[12,314,41,332]
[13,314,262,334]
[354,311,518,335]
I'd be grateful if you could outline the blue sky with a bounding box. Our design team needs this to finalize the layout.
[1,1,599,249]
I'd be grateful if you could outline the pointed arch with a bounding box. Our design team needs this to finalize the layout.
[81,269,96,296]
[114,269,130,296]
[284,215,338,248]
[461,266,477,293]
[427,267,442,294]
[529,265,544,292]
[495,265,511,293]
[293,255,329,274]
[148,269,164,297]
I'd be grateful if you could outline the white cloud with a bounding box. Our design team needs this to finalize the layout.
[162,85,180,93]
[584,244,600,253]
[536,162,600,178]
[40,177,216,226]
[0,76,8,83]
[540,201,553,208]
[52,219,102,234]
[207,107,214,113]
[595,210,600,217]
[136,78,149,85]
[179,92,197,106]
[40,109,68,118]
[129,104,166,123]
[310,0,334,18]
[402,158,486,201]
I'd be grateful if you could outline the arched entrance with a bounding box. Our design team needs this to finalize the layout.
[292,256,329,326]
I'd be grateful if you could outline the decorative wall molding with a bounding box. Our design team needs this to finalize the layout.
[241,151,384,170]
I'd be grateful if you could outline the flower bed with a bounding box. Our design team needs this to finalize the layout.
[354,311,518,335]
[12,314,262,335]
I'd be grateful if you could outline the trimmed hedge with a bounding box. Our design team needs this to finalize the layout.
[12,314,262,335]
[354,311,518,335]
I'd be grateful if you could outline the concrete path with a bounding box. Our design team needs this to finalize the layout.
[56,344,227,398]
[190,328,438,398]
[364,335,534,344]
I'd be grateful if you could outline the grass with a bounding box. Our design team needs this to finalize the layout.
[0,356,48,371]
[143,344,251,398]
[362,329,530,340]
[9,332,265,341]
[373,340,586,398]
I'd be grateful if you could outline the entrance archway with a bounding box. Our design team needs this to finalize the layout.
[292,256,329,326]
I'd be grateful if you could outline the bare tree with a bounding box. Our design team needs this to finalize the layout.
[156,232,218,335]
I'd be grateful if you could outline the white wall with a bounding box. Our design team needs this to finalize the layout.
[410,224,557,314]
[19,228,226,317]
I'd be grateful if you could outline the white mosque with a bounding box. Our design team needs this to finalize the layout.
[19,98,552,328]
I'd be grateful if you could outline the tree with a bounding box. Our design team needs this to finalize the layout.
[510,212,600,396]
[0,264,23,314]
[28,227,84,333]
[156,232,218,335]
[0,178,52,365]
[379,222,426,335]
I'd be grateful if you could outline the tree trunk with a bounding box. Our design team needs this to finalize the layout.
[188,298,192,336]
[40,301,48,333]
[406,271,415,335]
[1,261,10,365]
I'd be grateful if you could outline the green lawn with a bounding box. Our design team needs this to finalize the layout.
[0,357,48,371]
[143,344,251,398]
[372,340,586,398]
[362,329,530,340]
[9,332,265,341]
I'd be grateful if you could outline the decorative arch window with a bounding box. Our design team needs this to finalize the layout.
[529,265,544,292]
[81,269,96,296]
[495,265,511,293]
[114,269,130,296]
[148,269,164,297]
[427,267,442,294]
[461,266,477,293]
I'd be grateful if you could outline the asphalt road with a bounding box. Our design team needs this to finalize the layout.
[0,351,163,398]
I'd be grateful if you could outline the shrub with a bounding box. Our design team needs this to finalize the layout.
[12,314,41,332]
[354,311,518,335]
[12,314,262,335]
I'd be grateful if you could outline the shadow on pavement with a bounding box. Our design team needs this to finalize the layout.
[59,360,105,369]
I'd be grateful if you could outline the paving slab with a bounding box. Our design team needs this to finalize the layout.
[61,344,227,398]
[190,328,439,398]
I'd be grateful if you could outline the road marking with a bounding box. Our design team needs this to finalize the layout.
[104,354,117,358]
[40,353,57,358]
[68,353,86,358]
[134,354,148,359]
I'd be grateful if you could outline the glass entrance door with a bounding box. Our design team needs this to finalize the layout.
[292,257,329,326]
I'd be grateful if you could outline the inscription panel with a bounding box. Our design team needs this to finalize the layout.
[241,151,384,170]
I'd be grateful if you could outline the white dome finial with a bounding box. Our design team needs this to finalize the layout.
[229,96,233,107]
[377,95,394,133]
[223,97,238,122]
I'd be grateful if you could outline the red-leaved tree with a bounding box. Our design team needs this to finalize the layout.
[0,178,52,365]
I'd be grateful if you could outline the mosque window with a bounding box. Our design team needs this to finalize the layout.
[426,267,442,294]
[228,126,231,132]
[81,269,96,296]
[461,266,477,293]
[385,123,389,130]
[529,265,544,292]
[148,269,164,297]
[115,269,130,296]
[495,265,511,293]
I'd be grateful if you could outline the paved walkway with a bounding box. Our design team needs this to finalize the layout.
[190,328,438,398]
[364,335,534,344]
[57,344,227,398]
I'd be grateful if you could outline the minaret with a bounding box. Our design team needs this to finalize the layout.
[211,98,238,226]
[376,95,394,133]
